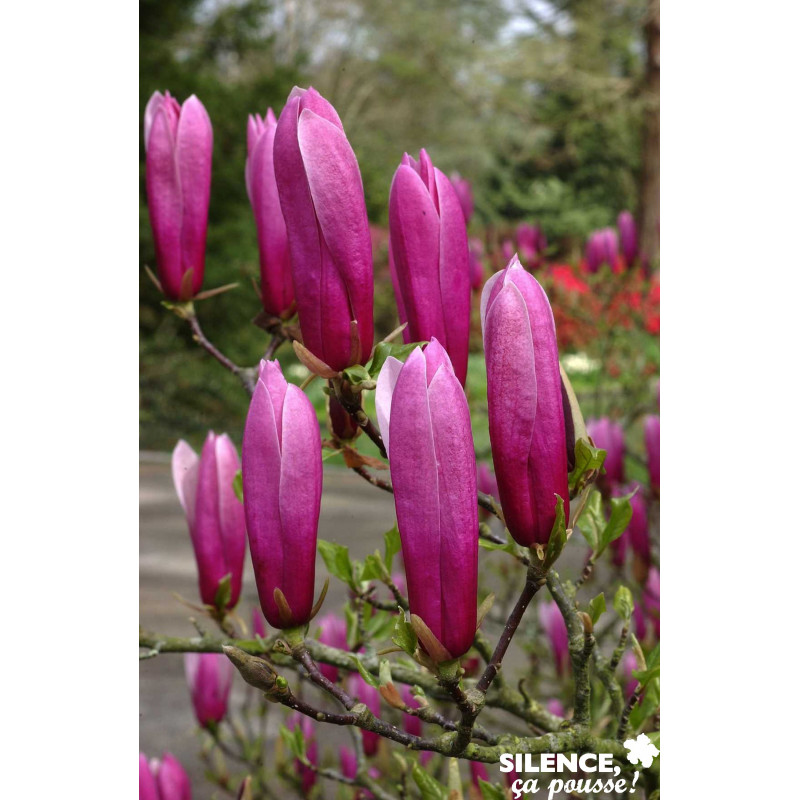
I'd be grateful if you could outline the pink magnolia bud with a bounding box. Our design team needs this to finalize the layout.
[144,91,212,301]
[246,109,294,317]
[477,461,499,522]
[477,462,499,500]
[139,753,158,800]
[347,673,381,756]
[609,483,649,572]
[505,766,521,790]
[242,360,322,628]
[316,612,348,683]
[470,761,490,787]
[620,650,639,699]
[469,761,489,789]
[151,753,192,800]
[584,228,619,274]
[617,211,638,266]
[586,417,626,486]
[172,433,246,609]
[287,713,318,794]
[327,394,361,443]
[516,223,547,266]
[481,256,570,546]
[449,172,474,223]
[538,600,569,677]
[469,238,485,292]
[642,566,660,639]
[185,653,234,728]
[625,484,650,569]
[389,149,471,385]
[643,415,660,492]
[376,341,478,659]
[399,684,422,737]
[339,746,358,779]
[274,87,373,370]
[546,698,565,717]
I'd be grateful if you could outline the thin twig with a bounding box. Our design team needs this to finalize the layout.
[476,562,547,694]
[186,310,255,393]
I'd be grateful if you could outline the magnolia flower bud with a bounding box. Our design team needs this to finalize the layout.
[617,210,638,266]
[538,600,569,677]
[185,653,234,728]
[481,256,569,546]
[376,341,478,659]
[172,433,246,609]
[389,149,471,385]
[274,87,373,370]
[246,108,294,317]
[242,360,322,629]
[144,91,212,300]
[316,612,348,682]
[586,418,626,486]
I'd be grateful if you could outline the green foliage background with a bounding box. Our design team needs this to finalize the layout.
[140,0,652,451]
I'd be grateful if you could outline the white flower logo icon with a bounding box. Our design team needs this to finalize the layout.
[623,733,660,768]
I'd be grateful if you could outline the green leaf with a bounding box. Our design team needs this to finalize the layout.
[348,654,380,688]
[345,604,359,650]
[478,537,519,557]
[317,540,355,589]
[365,608,395,641]
[361,552,390,583]
[478,780,507,800]
[279,725,305,760]
[213,573,232,612]
[383,525,401,573]
[569,438,606,492]
[597,490,636,554]
[367,341,427,378]
[392,611,418,656]
[342,364,372,386]
[542,495,567,570]
[646,642,660,670]
[588,592,606,625]
[629,679,660,732]
[576,490,603,550]
[613,585,634,620]
[232,470,243,503]
[412,762,447,800]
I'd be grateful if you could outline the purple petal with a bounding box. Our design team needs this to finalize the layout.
[375,355,404,455]
[389,164,447,345]
[156,753,192,800]
[176,96,213,295]
[389,349,443,642]
[171,440,199,528]
[423,337,452,385]
[433,168,470,385]
[247,111,294,316]
[484,280,538,545]
[427,364,478,657]
[276,385,322,625]
[242,380,284,626]
[140,753,159,800]
[192,432,228,605]
[215,434,246,606]
[145,101,183,298]
[297,108,374,365]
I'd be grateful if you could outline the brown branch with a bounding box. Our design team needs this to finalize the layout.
[185,309,256,393]
[476,561,547,694]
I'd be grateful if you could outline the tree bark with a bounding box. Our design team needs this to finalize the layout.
[638,0,660,269]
